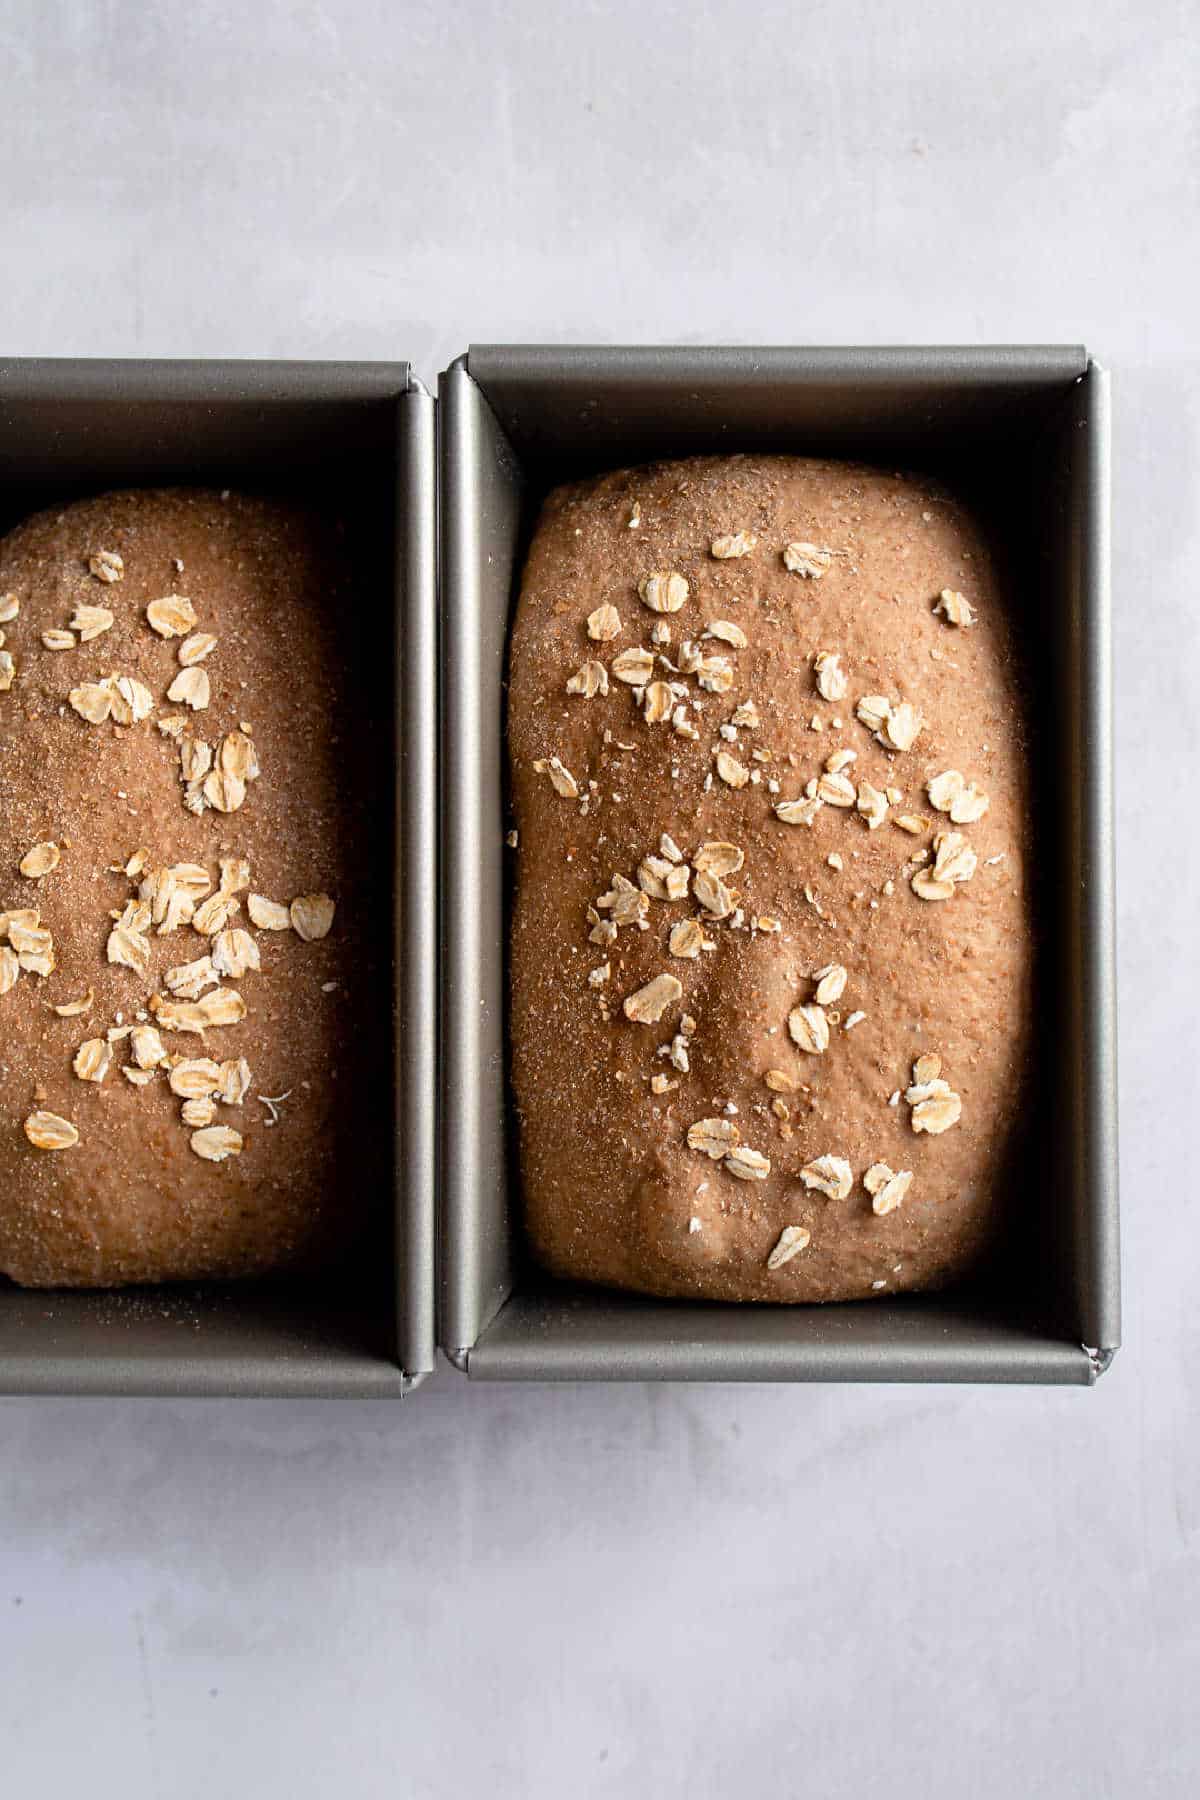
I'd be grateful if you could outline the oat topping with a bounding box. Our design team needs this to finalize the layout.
[706,619,748,648]
[1,908,41,940]
[114,675,155,725]
[799,1155,853,1200]
[687,1117,739,1159]
[764,1069,796,1093]
[813,650,847,702]
[843,1010,866,1031]
[18,842,61,880]
[686,647,735,693]
[774,795,822,827]
[69,603,114,642]
[908,1090,962,1134]
[864,1162,913,1215]
[894,813,928,835]
[935,587,975,627]
[0,648,14,689]
[766,1224,811,1268]
[163,955,219,1000]
[642,680,675,724]
[730,699,760,729]
[909,870,954,901]
[129,1024,168,1069]
[566,659,608,698]
[692,869,735,919]
[139,862,210,932]
[73,1037,112,1083]
[638,571,689,614]
[881,701,923,753]
[10,915,55,977]
[146,594,197,637]
[783,542,833,578]
[596,874,650,930]
[824,747,857,774]
[646,857,691,901]
[202,768,245,813]
[710,531,757,559]
[52,988,94,1017]
[715,750,749,789]
[788,1003,830,1055]
[68,681,113,724]
[533,756,579,798]
[911,829,977,901]
[927,768,990,823]
[856,780,889,830]
[177,631,218,666]
[23,1110,79,1150]
[151,987,247,1034]
[588,962,611,987]
[68,673,154,727]
[856,693,923,754]
[813,963,847,1005]
[218,731,259,785]
[216,1058,252,1106]
[0,593,18,623]
[583,602,620,643]
[624,972,683,1024]
[42,628,76,651]
[248,894,291,931]
[189,1125,243,1162]
[88,549,124,583]
[166,665,211,711]
[181,1097,216,1127]
[169,1058,222,1098]
[659,834,683,863]
[905,1056,963,1133]
[124,1067,158,1088]
[218,857,250,896]
[106,899,152,974]
[724,1145,771,1181]
[192,890,240,936]
[611,646,655,685]
[693,841,744,876]
[212,927,261,979]
[816,769,856,807]
[290,893,336,942]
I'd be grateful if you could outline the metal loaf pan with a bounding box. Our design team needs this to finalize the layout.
[0,359,436,1397]
[440,344,1118,1384]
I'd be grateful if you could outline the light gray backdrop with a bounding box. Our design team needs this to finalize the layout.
[0,2,1194,1795]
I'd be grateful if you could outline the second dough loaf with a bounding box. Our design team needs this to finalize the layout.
[509,454,1032,1303]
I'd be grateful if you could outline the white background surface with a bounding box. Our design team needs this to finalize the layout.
[0,2,1195,1794]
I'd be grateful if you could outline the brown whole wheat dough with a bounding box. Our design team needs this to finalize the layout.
[509,455,1032,1302]
[0,488,386,1287]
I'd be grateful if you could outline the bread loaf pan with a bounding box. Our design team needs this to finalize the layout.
[440,344,1118,1384]
[0,359,436,1397]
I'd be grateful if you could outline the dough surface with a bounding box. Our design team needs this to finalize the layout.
[0,488,384,1287]
[509,455,1031,1302]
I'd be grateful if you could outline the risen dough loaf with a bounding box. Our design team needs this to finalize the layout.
[0,488,384,1288]
[509,455,1032,1303]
